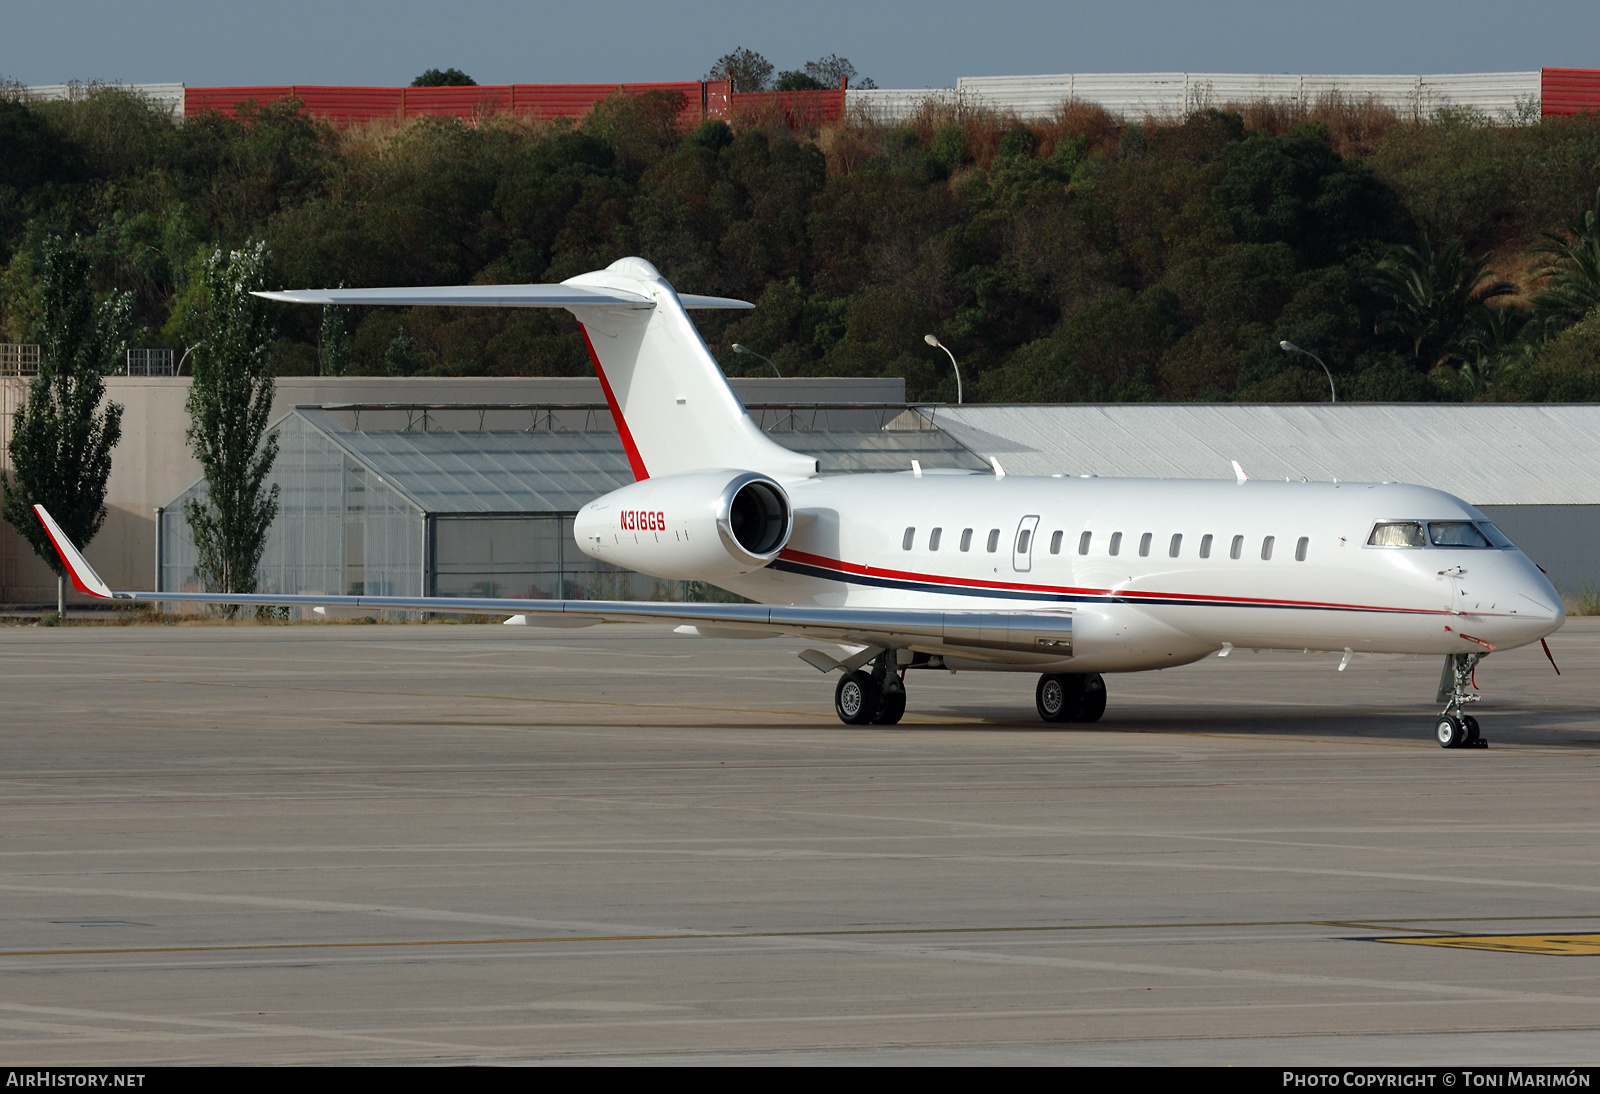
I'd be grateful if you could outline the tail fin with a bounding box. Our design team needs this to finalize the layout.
[257,257,818,483]
[564,259,816,481]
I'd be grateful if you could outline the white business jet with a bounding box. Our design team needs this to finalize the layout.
[36,258,1565,747]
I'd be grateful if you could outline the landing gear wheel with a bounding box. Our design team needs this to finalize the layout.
[1436,715,1466,749]
[1079,673,1107,723]
[1463,714,1487,749]
[1036,674,1084,723]
[835,671,880,726]
[874,686,907,725]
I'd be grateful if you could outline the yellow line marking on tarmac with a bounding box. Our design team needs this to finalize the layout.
[1378,933,1600,955]
[10,917,1600,960]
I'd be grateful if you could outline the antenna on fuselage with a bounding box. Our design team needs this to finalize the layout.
[1231,460,1249,484]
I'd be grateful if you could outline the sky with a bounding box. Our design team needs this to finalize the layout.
[3,1,1596,89]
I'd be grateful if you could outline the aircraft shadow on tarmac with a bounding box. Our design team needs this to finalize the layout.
[871,705,1600,747]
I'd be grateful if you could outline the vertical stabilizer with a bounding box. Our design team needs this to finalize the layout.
[564,259,817,482]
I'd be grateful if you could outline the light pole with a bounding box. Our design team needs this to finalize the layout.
[731,343,781,377]
[924,334,962,404]
[1280,341,1336,403]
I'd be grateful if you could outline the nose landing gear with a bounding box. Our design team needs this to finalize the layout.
[1436,653,1488,749]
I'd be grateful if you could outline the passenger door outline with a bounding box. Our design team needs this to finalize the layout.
[1013,515,1040,573]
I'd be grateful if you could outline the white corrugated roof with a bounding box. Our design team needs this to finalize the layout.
[928,405,1600,505]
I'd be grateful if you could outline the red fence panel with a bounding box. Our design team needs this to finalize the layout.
[730,89,845,129]
[186,86,292,118]
[404,85,513,118]
[292,86,403,125]
[1543,69,1600,115]
[186,80,731,126]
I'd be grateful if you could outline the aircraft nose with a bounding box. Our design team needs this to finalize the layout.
[1475,554,1565,646]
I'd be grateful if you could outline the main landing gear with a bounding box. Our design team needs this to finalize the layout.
[834,652,907,726]
[1036,673,1107,724]
[1435,652,1488,749]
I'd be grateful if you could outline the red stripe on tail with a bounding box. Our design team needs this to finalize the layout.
[578,323,649,482]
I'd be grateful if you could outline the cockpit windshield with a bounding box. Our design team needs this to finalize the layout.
[1367,520,1514,549]
[1367,521,1425,547]
[1478,521,1515,548]
[1428,521,1494,548]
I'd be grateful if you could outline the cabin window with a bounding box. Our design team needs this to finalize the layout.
[902,527,916,551]
[1138,532,1152,557]
[1367,521,1425,548]
[1199,534,1213,559]
[1295,536,1309,561]
[1261,535,1275,560]
[1078,531,1091,555]
[1428,521,1493,548]
[929,527,942,551]
[1169,533,1182,558]
[986,528,1001,553]
[960,528,973,552]
[1017,529,1032,554]
[1050,530,1064,554]
[1109,532,1123,557]
[1230,535,1244,560]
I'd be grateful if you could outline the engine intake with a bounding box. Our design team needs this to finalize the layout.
[575,469,793,581]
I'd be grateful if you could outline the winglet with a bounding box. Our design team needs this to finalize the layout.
[1231,460,1249,484]
[32,505,114,599]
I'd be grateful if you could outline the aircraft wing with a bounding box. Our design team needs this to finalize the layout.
[252,285,753,310]
[33,506,1070,657]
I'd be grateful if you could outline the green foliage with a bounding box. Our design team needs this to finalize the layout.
[411,68,476,88]
[319,300,350,376]
[1498,305,1600,400]
[1213,124,1405,265]
[3,88,1600,404]
[384,328,419,376]
[1368,234,1514,371]
[1,236,126,583]
[1531,185,1600,333]
[775,71,827,92]
[183,241,279,598]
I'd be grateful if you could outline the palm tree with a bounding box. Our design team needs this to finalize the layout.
[1531,186,1600,333]
[1369,234,1515,371]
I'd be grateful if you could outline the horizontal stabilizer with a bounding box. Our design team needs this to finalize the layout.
[254,284,655,309]
[253,285,754,310]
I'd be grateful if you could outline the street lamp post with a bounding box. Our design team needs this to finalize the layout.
[731,343,781,377]
[1279,341,1337,403]
[924,334,962,405]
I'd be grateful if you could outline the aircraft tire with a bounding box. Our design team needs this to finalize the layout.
[1079,673,1107,723]
[1036,673,1082,723]
[836,671,880,726]
[874,687,907,725]
[1436,715,1465,748]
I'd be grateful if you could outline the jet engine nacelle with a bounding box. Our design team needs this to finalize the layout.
[574,470,793,581]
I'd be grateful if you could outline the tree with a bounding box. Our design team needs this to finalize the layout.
[183,242,279,603]
[319,299,350,376]
[1,236,127,616]
[411,68,476,88]
[704,48,773,93]
[1368,234,1514,372]
[804,54,873,90]
[1531,185,1600,334]
[384,329,418,376]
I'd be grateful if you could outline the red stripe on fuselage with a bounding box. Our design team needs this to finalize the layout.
[579,323,649,482]
[776,547,1450,616]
